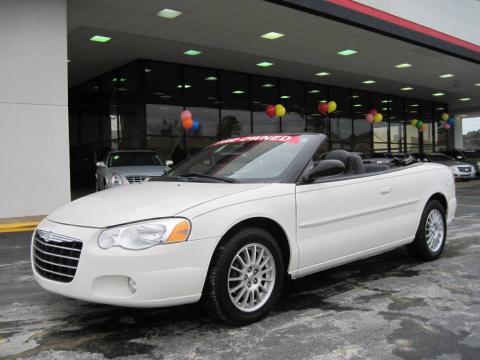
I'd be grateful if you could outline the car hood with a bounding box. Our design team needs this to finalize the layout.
[433,160,470,167]
[48,181,270,228]
[109,166,166,176]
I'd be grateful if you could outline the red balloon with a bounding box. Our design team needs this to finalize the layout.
[265,104,276,118]
[318,103,328,114]
[369,108,378,116]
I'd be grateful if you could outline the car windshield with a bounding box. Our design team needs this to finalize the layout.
[108,152,163,167]
[429,154,455,161]
[464,151,480,159]
[169,134,318,182]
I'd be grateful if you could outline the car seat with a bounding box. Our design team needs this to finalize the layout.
[325,150,365,175]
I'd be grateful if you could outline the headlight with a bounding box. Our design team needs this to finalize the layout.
[111,174,122,185]
[98,218,191,250]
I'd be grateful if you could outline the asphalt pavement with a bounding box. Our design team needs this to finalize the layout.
[1,185,480,360]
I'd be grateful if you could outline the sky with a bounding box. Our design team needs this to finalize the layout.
[462,117,480,134]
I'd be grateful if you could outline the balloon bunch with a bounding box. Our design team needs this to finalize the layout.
[265,104,286,118]
[365,109,383,124]
[180,110,200,132]
[318,101,337,115]
[410,119,428,132]
[440,112,454,130]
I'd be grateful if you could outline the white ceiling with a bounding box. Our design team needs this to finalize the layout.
[67,0,480,112]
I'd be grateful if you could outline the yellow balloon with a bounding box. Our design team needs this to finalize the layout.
[441,113,449,121]
[374,113,383,123]
[411,119,418,126]
[327,101,337,113]
[275,104,286,117]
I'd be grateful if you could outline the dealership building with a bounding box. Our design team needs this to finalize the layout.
[1,0,479,219]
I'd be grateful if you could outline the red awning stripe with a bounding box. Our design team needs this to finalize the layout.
[327,0,480,53]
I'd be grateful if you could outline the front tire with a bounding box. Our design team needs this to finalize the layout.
[201,227,285,325]
[407,200,446,261]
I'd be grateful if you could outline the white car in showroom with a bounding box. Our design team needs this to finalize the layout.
[32,134,456,325]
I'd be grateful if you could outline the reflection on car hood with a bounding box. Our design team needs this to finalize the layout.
[109,165,166,176]
[48,182,270,228]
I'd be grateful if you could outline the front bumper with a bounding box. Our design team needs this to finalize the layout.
[32,219,218,307]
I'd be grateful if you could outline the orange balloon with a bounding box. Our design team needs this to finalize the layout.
[182,118,193,129]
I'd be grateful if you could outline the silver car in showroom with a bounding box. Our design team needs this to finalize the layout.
[413,153,476,181]
[95,150,171,190]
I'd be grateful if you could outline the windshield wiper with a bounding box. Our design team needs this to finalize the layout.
[175,173,238,183]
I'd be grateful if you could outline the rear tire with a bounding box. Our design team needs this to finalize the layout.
[407,199,446,261]
[201,227,285,325]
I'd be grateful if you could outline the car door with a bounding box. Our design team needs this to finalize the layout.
[295,170,418,277]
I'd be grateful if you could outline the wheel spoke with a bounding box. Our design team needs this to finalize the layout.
[227,243,276,313]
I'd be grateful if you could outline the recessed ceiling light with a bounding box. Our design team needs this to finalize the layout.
[319,100,327,103]
[257,61,274,67]
[401,87,414,91]
[395,63,412,68]
[439,74,454,78]
[362,80,376,84]
[410,104,420,107]
[459,97,471,101]
[337,49,357,56]
[144,68,152,73]
[112,78,126,83]
[351,95,360,99]
[381,99,393,103]
[436,107,444,110]
[315,72,330,77]
[308,89,321,94]
[232,90,245,94]
[207,96,216,100]
[280,95,290,99]
[156,8,183,19]
[261,83,275,88]
[353,104,363,107]
[432,92,445,96]
[261,32,285,40]
[475,83,480,87]
[177,84,191,89]
[204,76,217,81]
[90,35,111,43]
[184,49,202,56]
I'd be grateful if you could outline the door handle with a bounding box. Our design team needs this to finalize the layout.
[380,186,392,194]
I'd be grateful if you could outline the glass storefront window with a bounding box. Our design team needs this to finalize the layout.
[405,97,420,152]
[279,80,305,133]
[352,90,371,153]
[372,93,388,153]
[220,71,251,137]
[388,96,405,152]
[329,87,352,147]
[434,104,448,151]
[185,66,220,137]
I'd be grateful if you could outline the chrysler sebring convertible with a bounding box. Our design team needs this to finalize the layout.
[32,134,456,325]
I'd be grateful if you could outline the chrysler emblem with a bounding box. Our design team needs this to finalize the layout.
[44,231,52,242]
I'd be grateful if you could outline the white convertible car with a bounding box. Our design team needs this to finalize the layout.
[32,134,456,325]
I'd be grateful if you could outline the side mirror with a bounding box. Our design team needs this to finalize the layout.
[301,160,345,183]
[165,160,174,167]
[96,161,106,167]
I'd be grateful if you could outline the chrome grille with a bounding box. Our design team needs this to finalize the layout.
[458,166,472,173]
[126,175,148,184]
[33,230,82,283]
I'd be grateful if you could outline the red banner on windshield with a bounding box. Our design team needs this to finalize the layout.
[212,135,300,146]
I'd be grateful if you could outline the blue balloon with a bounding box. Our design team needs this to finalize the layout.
[192,119,200,131]
[447,118,455,126]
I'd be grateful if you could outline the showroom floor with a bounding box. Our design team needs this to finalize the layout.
[1,185,480,360]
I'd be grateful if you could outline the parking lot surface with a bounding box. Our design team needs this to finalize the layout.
[1,185,480,360]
